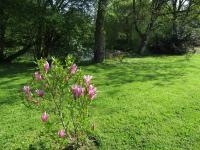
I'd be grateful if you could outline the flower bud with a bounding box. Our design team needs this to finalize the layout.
[88,85,97,100]
[23,85,30,94]
[83,75,93,86]
[71,85,84,98]
[35,89,44,97]
[58,129,65,138]
[34,72,42,80]
[41,112,48,122]
[69,64,77,75]
[44,61,49,73]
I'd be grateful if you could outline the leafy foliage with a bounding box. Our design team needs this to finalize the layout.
[22,57,97,149]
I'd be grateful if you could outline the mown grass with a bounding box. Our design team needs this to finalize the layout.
[1,55,200,149]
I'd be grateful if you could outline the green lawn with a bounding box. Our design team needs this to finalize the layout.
[1,55,200,149]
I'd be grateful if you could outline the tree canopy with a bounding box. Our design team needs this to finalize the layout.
[0,0,199,63]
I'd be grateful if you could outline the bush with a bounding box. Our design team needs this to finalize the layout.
[148,24,200,55]
[22,56,97,149]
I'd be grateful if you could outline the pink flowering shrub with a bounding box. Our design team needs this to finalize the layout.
[22,56,97,149]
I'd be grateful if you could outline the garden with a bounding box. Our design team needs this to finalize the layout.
[0,0,200,149]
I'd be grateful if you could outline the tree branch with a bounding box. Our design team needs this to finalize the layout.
[3,43,32,63]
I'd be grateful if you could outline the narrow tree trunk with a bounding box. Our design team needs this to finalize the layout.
[140,35,150,55]
[35,23,43,59]
[0,25,5,61]
[94,0,108,63]
[171,0,178,38]
[43,28,55,58]
[172,13,177,39]
[0,8,6,62]
[34,0,47,59]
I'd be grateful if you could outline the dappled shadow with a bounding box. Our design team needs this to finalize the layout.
[84,58,189,88]
[0,93,21,105]
[0,57,191,106]
[0,62,35,78]
[0,62,35,88]
[0,62,35,105]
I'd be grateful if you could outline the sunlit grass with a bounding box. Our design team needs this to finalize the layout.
[1,55,200,149]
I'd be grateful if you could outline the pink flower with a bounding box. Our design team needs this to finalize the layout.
[35,89,44,97]
[71,85,84,98]
[83,75,93,86]
[69,64,77,75]
[41,112,48,122]
[23,85,30,94]
[44,61,49,73]
[88,85,97,100]
[58,129,65,138]
[34,72,42,80]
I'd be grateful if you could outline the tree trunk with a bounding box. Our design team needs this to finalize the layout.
[172,0,177,39]
[0,8,6,62]
[35,23,43,59]
[139,34,151,55]
[140,40,149,55]
[94,0,108,63]
[34,0,47,59]
[43,27,55,58]
[0,25,5,61]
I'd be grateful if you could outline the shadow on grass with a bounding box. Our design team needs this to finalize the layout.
[0,62,35,78]
[84,58,188,88]
[0,62,35,105]
[0,58,189,105]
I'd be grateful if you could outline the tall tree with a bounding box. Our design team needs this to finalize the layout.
[94,0,108,63]
[132,0,167,55]
[0,0,34,63]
